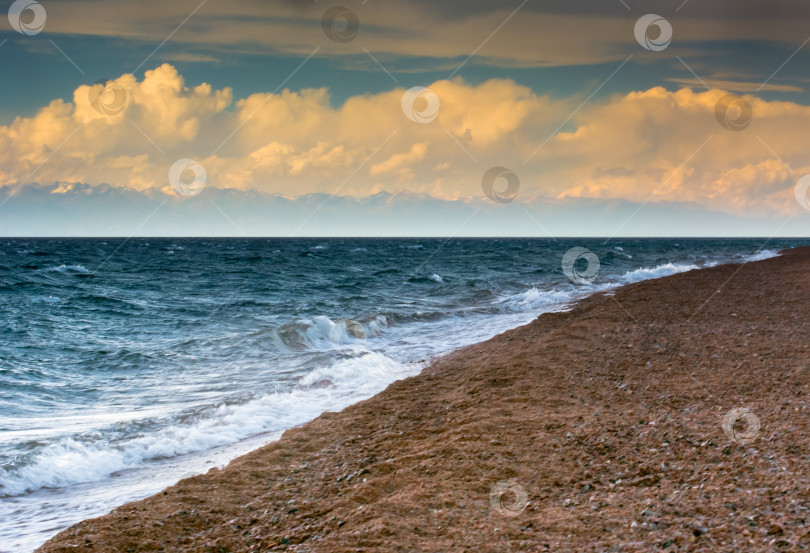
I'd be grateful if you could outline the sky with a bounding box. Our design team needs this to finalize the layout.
[1,0,810,236]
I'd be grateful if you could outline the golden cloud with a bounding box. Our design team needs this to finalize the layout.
[1,64,809,216]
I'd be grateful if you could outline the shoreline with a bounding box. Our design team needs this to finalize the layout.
[38,247,810,552]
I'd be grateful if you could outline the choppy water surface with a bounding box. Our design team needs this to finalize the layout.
[0,237,805,551]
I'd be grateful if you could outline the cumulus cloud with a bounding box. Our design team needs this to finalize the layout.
[547,87,810,215]
[1,64,809,216]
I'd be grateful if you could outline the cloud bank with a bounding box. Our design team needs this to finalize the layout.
[2,63,809,223]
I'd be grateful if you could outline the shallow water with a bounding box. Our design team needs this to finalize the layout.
[0,237,805,552]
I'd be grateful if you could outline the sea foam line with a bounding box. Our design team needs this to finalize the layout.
[0,352,418,497]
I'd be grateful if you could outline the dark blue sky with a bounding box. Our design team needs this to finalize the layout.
[2,0,809,123]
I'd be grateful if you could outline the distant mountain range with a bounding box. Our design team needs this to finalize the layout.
[0,182,807,237]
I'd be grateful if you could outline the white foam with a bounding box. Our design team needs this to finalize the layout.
[366,315,388,335]
[743,249,780,262]
[32,296,61,304]
[273,316,384,353]
[620,262,699,283]
[0,439,130,496]
[498,253,777,315]
[0,352,417,497]
[45,264,89,274]
[613,246,632,259]
[499,287,576,312]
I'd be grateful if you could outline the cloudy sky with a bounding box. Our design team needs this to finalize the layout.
[1,0,810,236]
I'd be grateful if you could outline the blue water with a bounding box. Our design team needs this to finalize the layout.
[0,237,806,551]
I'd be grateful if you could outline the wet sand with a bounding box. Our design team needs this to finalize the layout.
[38,247,810,552]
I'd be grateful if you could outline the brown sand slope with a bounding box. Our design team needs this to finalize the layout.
[38,248,810,553]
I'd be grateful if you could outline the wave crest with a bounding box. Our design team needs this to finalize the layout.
[620,262,699,283]
[0,352,416,497]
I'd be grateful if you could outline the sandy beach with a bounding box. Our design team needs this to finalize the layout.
[37,247,810,553]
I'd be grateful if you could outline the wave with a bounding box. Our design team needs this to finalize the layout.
[743,249,780,262]
[3,243,800,504]
[44,264,90,274]
[270,315,387,353]
[31,295,62,304]
[0,352,417,497]
[613,246,632,259]
[498,287,578,312]
[617,251,778,285]
[498,261,712,312]
[272,255,782,354]
[619,262,699,283]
